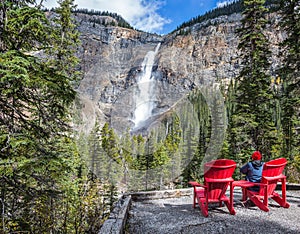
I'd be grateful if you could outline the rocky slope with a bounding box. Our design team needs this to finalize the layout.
[74,12,283,134]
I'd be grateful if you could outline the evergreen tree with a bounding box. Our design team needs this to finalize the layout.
[232,0,277,160]
[223,79,237,158]
[101,123,120,163]
[165,114,182,155]
[130,134,145,190]
[100,122,122,184]
[0,0,93,232]
[120,128,134,185]
[87,121,104,177]
[277,0,300,180]
[47,0,80,80]
[278,0,300,157]
[182,89,211,182]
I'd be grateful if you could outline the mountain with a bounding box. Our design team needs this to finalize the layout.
[73,8,283,135]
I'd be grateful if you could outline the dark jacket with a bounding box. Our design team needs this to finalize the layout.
[240,160,264,183]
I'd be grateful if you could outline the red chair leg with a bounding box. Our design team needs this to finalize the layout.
[241,188,247,202]
[272,193,290,208]
[224,200,236,215]
[193,193,196,208]
[199,200,209,217]
[248,193,269,212]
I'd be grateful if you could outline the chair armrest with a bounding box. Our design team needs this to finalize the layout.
[233,180,255,188]
[263,174,286,181]
[188,181,206,188]
[205,178,234,183]
[249,182,267,187]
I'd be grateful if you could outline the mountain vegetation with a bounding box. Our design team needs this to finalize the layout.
[82,95,205,191]
[44,6,135,30]
[174,0,244,33]
[73,8,134,29]
[0,0,117,232]
[231,0,276,160]
[174,0,283,34]
[222,0,300,181]
[276,0,300,178]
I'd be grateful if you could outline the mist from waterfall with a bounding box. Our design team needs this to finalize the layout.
[133,43,161,129]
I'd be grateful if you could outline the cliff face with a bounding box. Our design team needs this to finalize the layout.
[75,12,282,134]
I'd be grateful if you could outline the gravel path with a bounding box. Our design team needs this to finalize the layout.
[126,189,300,234]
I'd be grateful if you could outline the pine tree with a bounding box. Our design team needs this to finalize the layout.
[165,114,182,155]
[223,79,237,158]
[130,134,145,190]
[87,121,103,177]
[232,0,277,160]
[0,0,83,232]
[278,0,300,155]
[277,0,300,180]
[120,128,134,185]
[47,0,80,80]
[182,89,211,182]
[100,122,122,185]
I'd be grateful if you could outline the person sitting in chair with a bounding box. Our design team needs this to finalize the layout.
[240,151,264,191]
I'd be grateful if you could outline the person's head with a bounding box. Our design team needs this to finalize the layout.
[252,151,262,161]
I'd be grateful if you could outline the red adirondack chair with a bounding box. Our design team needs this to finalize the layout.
[241,157,290,212]
[189,159,236,217]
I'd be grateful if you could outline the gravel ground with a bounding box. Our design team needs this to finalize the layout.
[126,189,300,234]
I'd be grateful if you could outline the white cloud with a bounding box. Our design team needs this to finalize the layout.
[216,0,236,8]
[43,0,170,34]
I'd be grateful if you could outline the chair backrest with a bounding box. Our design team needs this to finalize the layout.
[204,159,236,179]
[204,159,236,199]
[259,158,287,196]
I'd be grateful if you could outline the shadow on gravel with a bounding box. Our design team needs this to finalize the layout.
[180,217,299,234]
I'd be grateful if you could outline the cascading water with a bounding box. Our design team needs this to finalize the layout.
[132,43,161,129]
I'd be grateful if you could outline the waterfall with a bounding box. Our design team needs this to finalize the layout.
[132,43,161,129]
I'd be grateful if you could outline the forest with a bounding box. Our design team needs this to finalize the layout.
[0,0,299,233]
[175,0,281,33]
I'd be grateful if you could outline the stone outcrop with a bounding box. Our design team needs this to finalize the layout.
[74,12,283,134]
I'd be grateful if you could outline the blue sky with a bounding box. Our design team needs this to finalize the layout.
[43,0,236,34]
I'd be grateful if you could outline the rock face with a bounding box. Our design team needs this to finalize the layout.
[75,12,282,134]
